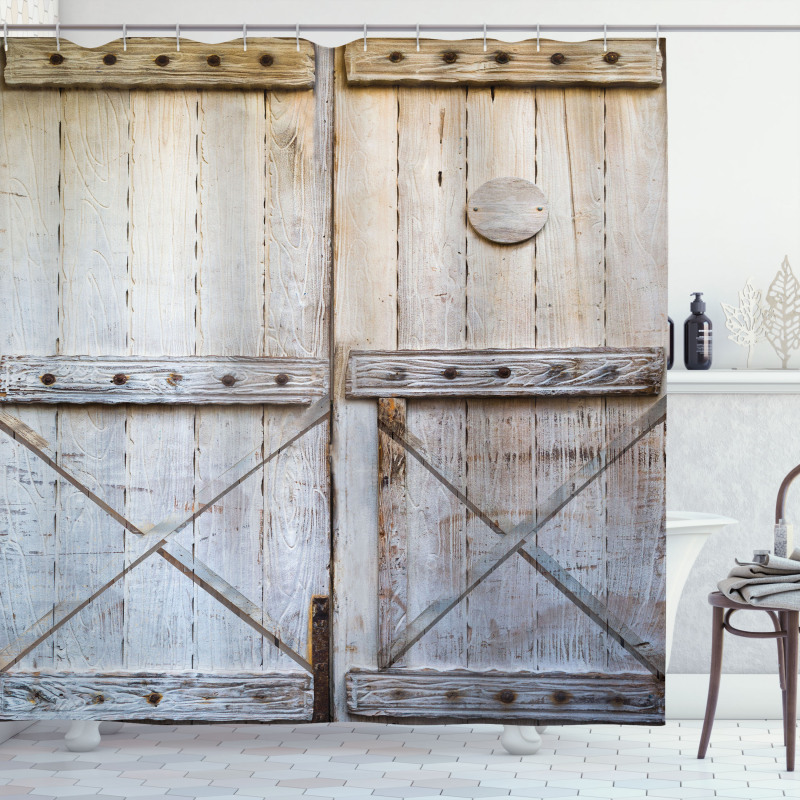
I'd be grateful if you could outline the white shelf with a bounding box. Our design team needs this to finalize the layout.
[668,369,800,394]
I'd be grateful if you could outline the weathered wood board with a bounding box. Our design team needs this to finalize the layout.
[0,44,332,719]
[347,348,664,397]
[345,38,663,86]
[5,37,316,89]
[0,356,329,404]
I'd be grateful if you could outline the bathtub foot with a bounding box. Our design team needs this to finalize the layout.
[535,725,548,734]
[98,721,123,735]
[500,724,542,755]
[64,720,101,752]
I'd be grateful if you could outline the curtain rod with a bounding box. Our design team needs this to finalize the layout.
[3,23,800,35]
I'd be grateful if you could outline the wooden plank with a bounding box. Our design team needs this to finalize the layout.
[463,86,536,672]
[396,85,467,669]
[345,669,664,724]
[5,37,315,89]
[347,348,664,397]
[125,88,197,672]
[262,48,332,674]
[0,355,328,404]
[331,44,397,719]
[345,38,662,87]
[54,88,130,672]
[604,63,668,678]
[0,67,60,671]
[533,87,608,675]
[194,88,268,674]
[0,672,312,721]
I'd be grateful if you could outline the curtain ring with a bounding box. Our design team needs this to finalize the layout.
[122,23,127,52]
[483,22,487,52]
[416,22,420,52]
[3,22,7,53]
[56,22,60,52]
[176,23,180,52]
[655,22,660,53]
[536,23,540,53]
[296,22,300,52]
[242,23,247,52]
[603,22,607,52]
[363,22,367,52]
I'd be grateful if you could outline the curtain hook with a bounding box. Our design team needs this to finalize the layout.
[536,23,540,53]
[655,22,660,53]
[363,22,367,52]
[603,22,607,52]
[296,23,300,52]
[3,22,7,53]
[416,23,420,52]
[176,23,180,52]
[122,23,127,52]
[242,23,247,52]
[56,22,60,52]
[483,22,487,52]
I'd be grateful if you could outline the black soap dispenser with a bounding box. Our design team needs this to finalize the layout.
[667,317,674,370]
[684,292,712,370]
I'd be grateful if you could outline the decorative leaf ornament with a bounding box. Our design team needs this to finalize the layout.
[721,279,772,368]
[765,256,800,368]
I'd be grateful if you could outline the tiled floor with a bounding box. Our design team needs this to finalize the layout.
[0,720,797,800]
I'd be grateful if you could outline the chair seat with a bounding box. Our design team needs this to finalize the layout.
[707,590,788,613]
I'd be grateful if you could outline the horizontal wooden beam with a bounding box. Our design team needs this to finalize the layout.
[347,348,664,398]
[4,37,315,89]
[0,355,328,405]
[0,672,312,721]
[346,669,664,724]
[345,38,662,86]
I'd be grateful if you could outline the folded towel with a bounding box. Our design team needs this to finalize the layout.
[718,548,800,610]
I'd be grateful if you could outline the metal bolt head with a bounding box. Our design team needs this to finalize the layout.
[550,52,566,65]
[498,689,516,704]
[442,51,458,64]
[443,367,458,380]
[111,373,128,386]
[40,373,56,386]
[275,373,290,386]
[221,374,236,387]
[497,366,512,379]
[102,53,117,66]
[154,54,170,67]
[207,54,221,67]
[259,53,274,67]
[49,53,64,65]
[604,51,620,64]
[388,51,404,63]
[494,51,510,64]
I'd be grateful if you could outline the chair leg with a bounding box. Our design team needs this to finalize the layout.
[698,606,725,759]
[785,611,798,772]
[777,611,788,746]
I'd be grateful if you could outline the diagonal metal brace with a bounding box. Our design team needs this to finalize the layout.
[378,396,667,677]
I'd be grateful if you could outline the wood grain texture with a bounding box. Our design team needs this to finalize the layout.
[125,88,197,672]
[0,356,329,404]
[463,85,536,672]
[345,668,664,723]
[467,177,548,244]
[262,48,332,674]
[0,672,312,720]
[0,69,60,672]
[345,38,663,87]
[532,87,607,674]
[604,67,668,677]
[396,85,467,669]
[5,37,315,89]
[194,88,267,673]
[331,44,397,718]
[347,348,664,397]
[55,88,129,672]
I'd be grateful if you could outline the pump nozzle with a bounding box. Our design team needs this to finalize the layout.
[690,292,706,314]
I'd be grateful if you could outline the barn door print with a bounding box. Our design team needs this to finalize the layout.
[0,43,332,721]
[334,39,667,723]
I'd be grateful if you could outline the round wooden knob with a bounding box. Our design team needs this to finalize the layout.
[467,177,549,244]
